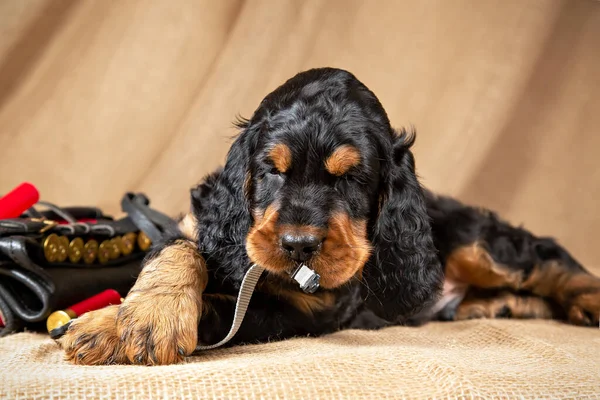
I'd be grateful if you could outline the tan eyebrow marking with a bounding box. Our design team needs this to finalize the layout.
[269,143,292,173]
[325,145,361,176]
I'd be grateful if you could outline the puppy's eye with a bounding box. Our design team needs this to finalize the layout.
[268,167,283,177]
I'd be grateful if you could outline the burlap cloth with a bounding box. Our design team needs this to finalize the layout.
[0,319,599,399]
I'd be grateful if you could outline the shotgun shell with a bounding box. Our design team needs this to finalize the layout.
[46,289,123,332]
[83,240,99,264]
[119,232,137,255]
[137,231,152,251]
[46,309,77,332]
[0,182,40,219]
[68,237,84,263]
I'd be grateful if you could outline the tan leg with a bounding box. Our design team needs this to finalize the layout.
[454,291,555,321]
[521,262,600,326]
[59,239,207,365]
[446,243,600,326]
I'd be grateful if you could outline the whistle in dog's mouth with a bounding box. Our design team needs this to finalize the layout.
[290,264,320,293]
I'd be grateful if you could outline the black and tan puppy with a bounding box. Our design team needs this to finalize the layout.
[58,68,600,365]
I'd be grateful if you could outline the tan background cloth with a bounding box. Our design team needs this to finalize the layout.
[1,0,599,269]
[1,1,599,399]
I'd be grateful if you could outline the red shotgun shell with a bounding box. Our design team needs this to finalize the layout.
[46,289,123,332]
[0,182,40,219]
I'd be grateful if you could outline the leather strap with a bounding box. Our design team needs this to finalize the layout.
[0,237,55,291]
[120,193,176,244]
[0,267,54,323]
[0,287,23,337]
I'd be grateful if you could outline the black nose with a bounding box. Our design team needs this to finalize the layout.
[281,234,323,262]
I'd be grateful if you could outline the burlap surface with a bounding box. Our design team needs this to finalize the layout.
[1,320,598,399]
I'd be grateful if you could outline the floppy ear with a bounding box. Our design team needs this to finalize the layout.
[192,119,259,275]
[363,129,444,322]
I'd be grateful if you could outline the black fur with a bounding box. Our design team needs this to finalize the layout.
[367,131,442,322]
[175,67,597,346]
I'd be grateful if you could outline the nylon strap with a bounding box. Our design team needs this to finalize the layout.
[195,264,265,351]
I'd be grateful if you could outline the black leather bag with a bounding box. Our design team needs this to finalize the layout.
[0,193,176,337]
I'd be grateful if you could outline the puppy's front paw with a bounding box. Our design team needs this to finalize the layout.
[454,302,488,320]
[566,292,600,327]
[561,274,600,327]
[116,288,201,365]
[59,305,126,365]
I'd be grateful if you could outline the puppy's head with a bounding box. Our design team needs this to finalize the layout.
[228,68,442,320]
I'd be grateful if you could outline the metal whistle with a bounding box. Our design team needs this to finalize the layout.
[290,264,320,294]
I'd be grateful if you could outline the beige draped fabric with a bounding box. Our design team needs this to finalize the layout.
[1,1,599,398]
[1,0,599,268]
